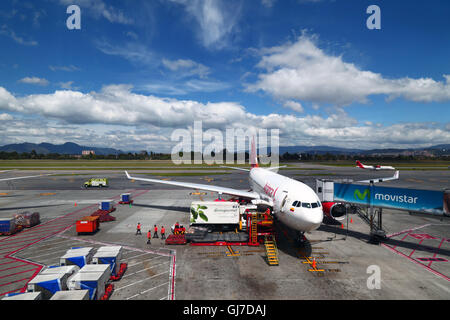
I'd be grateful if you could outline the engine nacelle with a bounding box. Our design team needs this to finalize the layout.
[321,202,347,221]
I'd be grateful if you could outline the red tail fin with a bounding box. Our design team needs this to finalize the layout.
[250,136,259,168]
[356,160,364,168]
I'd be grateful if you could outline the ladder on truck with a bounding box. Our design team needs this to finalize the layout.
[250,216,258,244]
[264,235,279,266]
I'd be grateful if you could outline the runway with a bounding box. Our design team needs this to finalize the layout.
[0,163,448,299]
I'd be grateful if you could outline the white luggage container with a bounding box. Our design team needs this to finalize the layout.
[50,289,90,300]
[67,271,110,300]
[27,273,69,299]
[60,248,94,268]
[2,292,42,300]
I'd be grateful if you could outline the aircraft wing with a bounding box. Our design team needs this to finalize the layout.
[357,171,399,183]
[0,173,52,182]
[125,171,260,199]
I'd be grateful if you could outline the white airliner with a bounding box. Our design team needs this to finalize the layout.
[125,139,325,241]
[356,160,395,171]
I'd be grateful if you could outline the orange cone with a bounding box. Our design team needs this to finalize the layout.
[350,218,353,223]
[341,223,344,229]
[74,202,77,207]
[312,258,317,269]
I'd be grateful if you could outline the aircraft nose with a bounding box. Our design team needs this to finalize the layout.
[306,209,323,231]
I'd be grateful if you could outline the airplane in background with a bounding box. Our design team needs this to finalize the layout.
[125,139,347,243]
[356,160,395,171]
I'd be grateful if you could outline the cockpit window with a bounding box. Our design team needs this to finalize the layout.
[292,201,298,207]
[317,201,322,207]
[311,202,318,208]
[296,201,301,207]
[302,202,311,208]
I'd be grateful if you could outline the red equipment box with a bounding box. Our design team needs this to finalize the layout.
[76,216,100,234]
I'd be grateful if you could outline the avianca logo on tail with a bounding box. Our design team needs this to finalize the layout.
[263,183,278,198]
[356,161,365,168]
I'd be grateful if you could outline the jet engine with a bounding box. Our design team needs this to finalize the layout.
[321,201,347,221]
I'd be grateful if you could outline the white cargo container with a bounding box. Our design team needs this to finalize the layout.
[67,269,110,300]
[2,292,42,300]
[27,273,69,299]
[79,264,111,283]
[92,250,121,276]
[190,201,241,231]
[40,265,79,277]
[96,245,123,253]
[60,248,94,268]
[50,289,89,300]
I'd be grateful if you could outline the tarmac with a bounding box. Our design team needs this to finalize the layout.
[0,163,449,300]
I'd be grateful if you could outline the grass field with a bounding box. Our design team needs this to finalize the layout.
[0,160,287,170]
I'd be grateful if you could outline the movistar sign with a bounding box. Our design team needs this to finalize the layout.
[354,189,370,201]
[334,183,445,214]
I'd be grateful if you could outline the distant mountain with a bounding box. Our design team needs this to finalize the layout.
[0,142,124,155]
[271,144,450,156]
[1,142,449,157]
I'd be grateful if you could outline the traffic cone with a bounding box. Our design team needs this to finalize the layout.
[74,202,77,207]
[350,218,353,223]
[341,223,344,229]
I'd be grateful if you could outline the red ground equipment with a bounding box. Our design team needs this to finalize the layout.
[76,216,100,234]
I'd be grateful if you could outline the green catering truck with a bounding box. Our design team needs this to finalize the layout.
[83,178,108,188]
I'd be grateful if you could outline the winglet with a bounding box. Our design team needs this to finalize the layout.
[125,171,131,179]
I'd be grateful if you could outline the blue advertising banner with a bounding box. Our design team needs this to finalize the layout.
[334,183,445,214]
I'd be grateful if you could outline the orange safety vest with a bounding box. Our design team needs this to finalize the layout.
[161,227,165,234]
[137,224,141,230]
[147,231,151,239]
[154,226,158,232]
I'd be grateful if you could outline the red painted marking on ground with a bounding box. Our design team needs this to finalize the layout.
[409,239,425,257]
[0,268,37,280]
[392,232,411,250]
[428,238,446,268]
[0,263,30,273]
[170,254,176,301]
[0,189,150,296]
[382,243,450,282]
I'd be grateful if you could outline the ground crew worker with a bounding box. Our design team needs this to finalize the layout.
[161,226,166,240]
[136,222,142,235]
[153,224,159,238]
[147,230,151,244]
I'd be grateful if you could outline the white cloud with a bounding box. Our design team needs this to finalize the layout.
[283,100,304,113]
[248,34,450,106]
[18,77,49,86]
[0,86,448,150]
[0,25,37,46]
[49,65,80,72]
[58,81,78,90]
[95,39,156,66]
[168,0,241,50]
[162,58,210,78]
[57,0,133,24]
[261,0,276,8]
[0,113,13,121]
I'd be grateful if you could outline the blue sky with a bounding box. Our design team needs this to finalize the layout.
[0,0,449,152]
